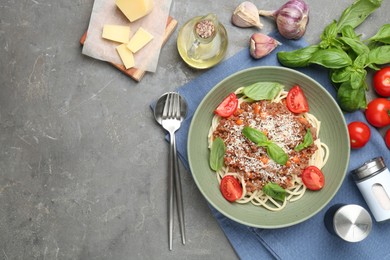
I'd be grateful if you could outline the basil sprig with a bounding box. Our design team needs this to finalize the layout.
[210,137,226,171]
[294,128,314,152]
[277,0,389,112]
[242,82,284,101]
[242,126,288,165]
[262,182,286,202]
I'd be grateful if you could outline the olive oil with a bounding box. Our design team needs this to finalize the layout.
[177,14,228,69]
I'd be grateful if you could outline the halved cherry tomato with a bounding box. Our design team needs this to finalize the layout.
[301,166,324,191]
[347,121,371,149]
[214,93,238,117]
[365,98,390,128]
[373,67,390,97]
[220,175,242,202]
[385,129,390,149]
[286,85,309,113]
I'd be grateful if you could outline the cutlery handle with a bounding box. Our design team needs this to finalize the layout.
[168,132,175,250]
[173,136,186,245]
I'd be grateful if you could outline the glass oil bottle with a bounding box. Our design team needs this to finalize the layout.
[177,13,228,69]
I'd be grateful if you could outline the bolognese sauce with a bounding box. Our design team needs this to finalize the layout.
[212,99,318,193]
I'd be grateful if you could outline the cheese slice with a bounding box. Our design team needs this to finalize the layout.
[115,0,154,22]
[116,43,135,69]
[127,27,153,53]
[102,25,131,43]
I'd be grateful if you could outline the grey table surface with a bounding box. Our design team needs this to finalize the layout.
[1,0,389,259]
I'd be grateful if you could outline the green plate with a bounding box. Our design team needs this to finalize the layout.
[187,66,350,228]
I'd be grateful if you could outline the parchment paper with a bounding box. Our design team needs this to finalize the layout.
[82,0,172,72]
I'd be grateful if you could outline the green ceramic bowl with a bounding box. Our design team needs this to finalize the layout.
[187,66,350,228]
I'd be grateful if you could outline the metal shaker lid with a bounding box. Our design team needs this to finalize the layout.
[333,204,372,242]
[351,157,386,181]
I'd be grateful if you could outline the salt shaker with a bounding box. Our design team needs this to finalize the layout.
[324,204,372,242]
[351,157,390,222]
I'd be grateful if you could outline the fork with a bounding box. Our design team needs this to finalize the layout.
[161,92,186,250]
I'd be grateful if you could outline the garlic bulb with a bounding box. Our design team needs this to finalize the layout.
[249,33,281,59]
[232,1,263,29]
[259,0,309,40]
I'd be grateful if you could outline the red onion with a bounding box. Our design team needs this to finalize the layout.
[259,0,309,40]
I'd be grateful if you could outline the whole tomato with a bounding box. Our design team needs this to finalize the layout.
[373,67,390,97]
[365,98,390,127]
[348,121,371,149]
[385,129,390,149]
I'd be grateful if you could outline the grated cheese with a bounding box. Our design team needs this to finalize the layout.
[213,99,318,192]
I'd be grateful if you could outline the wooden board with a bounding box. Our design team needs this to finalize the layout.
[80,16,178,82]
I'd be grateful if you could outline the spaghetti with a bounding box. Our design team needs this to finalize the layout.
[208,86,329,211]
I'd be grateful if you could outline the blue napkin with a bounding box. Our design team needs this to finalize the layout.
[154,31,390,259]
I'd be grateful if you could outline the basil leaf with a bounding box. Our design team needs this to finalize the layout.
[277,45,320,67]
[331,67,352,83]
[336,0,382,32]
[339,37,370,55]
[321,21,338,41]
[367,63,381,70]
[337,81,367,112]
[266,143,288,165]
[353,53,368,68]
[309,49,352,69]
[367,46,390,65]
[242,126,268,144]
[341,25,360,40]
[262,182,286,202]
[350,69,367,90]
[368,23,390,44]
[294,129,314,152]
[210,137,226,171]
[319,21,339,49]
[243,82,284,101]
[366,39,383,50]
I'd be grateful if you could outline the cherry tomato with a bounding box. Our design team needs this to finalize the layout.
[347,121,371,149]
[220,175,242,202]
[365,98,390,127]
[286,85,309,113]
[214,93,238,117]
[373,67,390,97]
[301,166,325,191]
[385,129,390,149]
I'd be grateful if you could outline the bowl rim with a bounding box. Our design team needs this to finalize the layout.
[187,66,350,228]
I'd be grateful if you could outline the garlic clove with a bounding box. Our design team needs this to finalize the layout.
[232,1,263,29]
[249,33,281,59]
